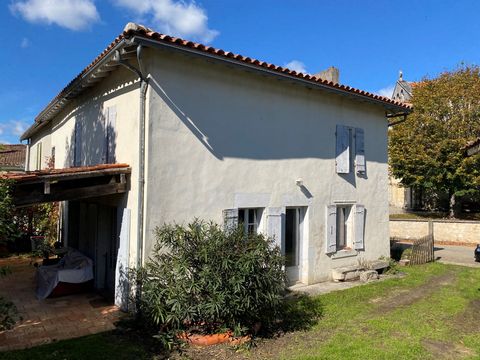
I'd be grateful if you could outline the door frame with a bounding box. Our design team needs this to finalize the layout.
[285,207,306,283]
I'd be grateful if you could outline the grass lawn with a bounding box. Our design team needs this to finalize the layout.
[2,263,480,359]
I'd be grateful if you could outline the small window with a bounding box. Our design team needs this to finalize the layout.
[238,208,262,235]
[326,203,365,254]
[336,205,353,251]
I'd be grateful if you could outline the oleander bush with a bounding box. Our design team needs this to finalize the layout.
[135,220,286,340]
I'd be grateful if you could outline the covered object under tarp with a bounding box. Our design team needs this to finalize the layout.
[36,248,94,299]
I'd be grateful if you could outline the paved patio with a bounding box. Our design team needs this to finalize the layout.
[0,256,123,351]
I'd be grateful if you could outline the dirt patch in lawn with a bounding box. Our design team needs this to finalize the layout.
[422,339,474,359]
[453,299,480,334]
[171,329,330,360]
[370,272,457,314]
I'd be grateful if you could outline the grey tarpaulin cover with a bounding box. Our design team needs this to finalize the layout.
[36,248,94,300]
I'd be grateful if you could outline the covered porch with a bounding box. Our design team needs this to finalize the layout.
[0,164,133,350]
[0,256,122,351]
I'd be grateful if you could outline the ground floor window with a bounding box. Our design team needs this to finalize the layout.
[326,203,365,254]
[238,208,263,234]
[336,205,353,250]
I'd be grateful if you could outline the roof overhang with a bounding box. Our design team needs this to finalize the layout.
[21,23,412,141]
[2,164,130,207]
[131,35,411,116]
[20,38,132,141]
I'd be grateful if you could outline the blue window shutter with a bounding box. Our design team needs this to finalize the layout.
[223,208,239,232]
[115,208,130,311]
[266,207,285,251]
[336,125,350,173]
[326,205,337,253]
[107,106,116,164]
[74,119,82,167]
[354,204,365,250]
[355,128,366,174]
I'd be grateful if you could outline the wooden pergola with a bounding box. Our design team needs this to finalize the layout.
[2,164,131,207]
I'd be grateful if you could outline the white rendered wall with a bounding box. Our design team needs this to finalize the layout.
[142,49,390,284]
[26,65,143,268]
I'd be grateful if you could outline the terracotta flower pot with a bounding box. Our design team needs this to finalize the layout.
[178,331,252,347]
[178,331,232,346]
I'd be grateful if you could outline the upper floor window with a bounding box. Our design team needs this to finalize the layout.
[103,105,116,164]
[335,125,365,175]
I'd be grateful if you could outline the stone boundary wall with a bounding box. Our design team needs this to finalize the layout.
[390,218,480,245]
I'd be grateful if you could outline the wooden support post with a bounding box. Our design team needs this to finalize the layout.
[428,220,434,262]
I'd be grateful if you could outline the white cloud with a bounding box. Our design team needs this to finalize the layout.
[20,37,30,48]
[11,120,28,136]
[375,84,395,98]
[113,0,219,43]
[284,60,307,74]
[0,120,29,141]
[10,0,99,31]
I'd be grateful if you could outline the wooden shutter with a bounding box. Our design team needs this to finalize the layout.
[355,128,366,174]
[223,208,239,233]
[74,119,82,166]
[266,207,285,250]
[335,125,350,173]
[115,208,131,311]
[36,142,42,170]
[326,205,337,253]
[107,106,116,164]
[354,204,365,250]
[101,108,109,164]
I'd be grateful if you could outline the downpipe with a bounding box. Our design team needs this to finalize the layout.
[116,45,148,311]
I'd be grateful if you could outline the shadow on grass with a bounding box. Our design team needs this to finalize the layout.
[260,293,324,337]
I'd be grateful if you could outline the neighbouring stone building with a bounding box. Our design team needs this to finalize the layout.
[0,144,26,172]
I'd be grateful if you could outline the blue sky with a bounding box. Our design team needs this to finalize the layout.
[1,0,479,144]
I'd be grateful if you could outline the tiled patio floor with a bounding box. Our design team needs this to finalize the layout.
[0,256,123,351]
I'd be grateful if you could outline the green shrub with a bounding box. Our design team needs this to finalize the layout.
[0,179,15,245]
[0,267,20,331]
[0,296,20,331]
[135,220,286,337]
[401,248,413,260]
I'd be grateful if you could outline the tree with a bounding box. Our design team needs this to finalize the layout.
[0,179,15,244]
[389,65,480,217]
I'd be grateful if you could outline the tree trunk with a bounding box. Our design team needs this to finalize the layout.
[449,192,461,218]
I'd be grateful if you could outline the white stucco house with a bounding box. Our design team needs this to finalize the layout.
[15,23,410,309]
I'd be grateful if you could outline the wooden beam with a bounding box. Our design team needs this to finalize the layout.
[15,167,131,185]
[14,182,127,207]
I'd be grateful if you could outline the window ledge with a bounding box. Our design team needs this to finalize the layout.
[331,249,358,259]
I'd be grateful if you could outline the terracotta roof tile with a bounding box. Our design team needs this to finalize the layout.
[1,163,130,182]
[27,23,412,139]
[0,145,26,168]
